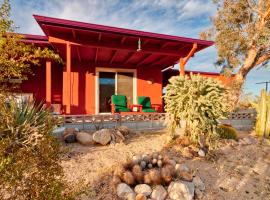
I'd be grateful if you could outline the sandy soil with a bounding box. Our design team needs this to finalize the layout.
[61,130,270,200]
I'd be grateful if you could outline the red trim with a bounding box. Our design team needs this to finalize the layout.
[33,14,214,46]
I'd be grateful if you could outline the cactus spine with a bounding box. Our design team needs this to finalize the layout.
[255,89,270,138]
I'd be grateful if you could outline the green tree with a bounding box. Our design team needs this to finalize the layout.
[0,0,61,89]
[201,0,270,97]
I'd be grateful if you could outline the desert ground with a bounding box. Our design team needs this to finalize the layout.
[61,130,270,200]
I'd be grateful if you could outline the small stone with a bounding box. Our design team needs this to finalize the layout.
[193,176,205,191]
[133,155,142,165]
[117,183,135,199]
[140,161,147,169]
[158,155,163,160]
[157,160,163,168]
[142,154,151,163]
[168,181,194,200]
[195,188,203,199]
[134,184,152,196]
[148,163,153,168]
[151,185,167,200]
[198,149,206,157]
[92,129,112,145]
[152,159,157,164]
[136,193,147,200]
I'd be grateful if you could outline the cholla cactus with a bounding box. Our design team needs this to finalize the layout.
[254,89,270,138]
[164,74,229,148]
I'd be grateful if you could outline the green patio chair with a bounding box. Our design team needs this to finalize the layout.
[137,96,158,113]
[111,95,131,113]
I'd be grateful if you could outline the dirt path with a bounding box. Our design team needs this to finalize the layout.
[61,130,270,200]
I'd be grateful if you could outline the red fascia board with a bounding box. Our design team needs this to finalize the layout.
[33,14,214,47]
[164,68,221,76]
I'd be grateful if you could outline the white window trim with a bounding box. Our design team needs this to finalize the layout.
[95,67,137,114]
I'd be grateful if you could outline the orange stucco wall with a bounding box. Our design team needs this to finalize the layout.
[62,63,95,114]
[21,63,229,115]
[137,67,163,111]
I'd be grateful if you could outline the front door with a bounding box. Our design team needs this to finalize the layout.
[98,71,134,113]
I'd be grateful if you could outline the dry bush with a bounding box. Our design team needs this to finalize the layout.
[0,98,70,200]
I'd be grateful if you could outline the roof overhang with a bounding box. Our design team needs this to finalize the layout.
[34,15,214,69]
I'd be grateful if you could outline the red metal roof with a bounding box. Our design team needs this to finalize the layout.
[33,15,214,69]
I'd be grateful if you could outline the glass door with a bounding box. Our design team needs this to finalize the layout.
[98,71,134,113]
[99,72,115,113]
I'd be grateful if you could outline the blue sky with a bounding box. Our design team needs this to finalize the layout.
[9,0,270,95]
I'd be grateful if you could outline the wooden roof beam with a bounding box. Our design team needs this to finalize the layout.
[48,36,184,57]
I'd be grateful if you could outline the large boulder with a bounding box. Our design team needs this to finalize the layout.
[93,129,112,145]
[76,132,94,145]
[193,176,205,191]
[134,184,152,197]
[168,181,194,200]
[117,183,136,200]
[151,185,167,200]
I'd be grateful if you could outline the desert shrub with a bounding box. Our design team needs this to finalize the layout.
[164,74,229,149]
[217,124,238,140]
[253,89,270,138]
[0,98,68,200]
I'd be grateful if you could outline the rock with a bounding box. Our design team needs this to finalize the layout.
[142,154,151,163]
[75,132,94,145]
[195,188,203,199]
[158,155,163,160]
[148,164,153,168]
[175,163,190,173]
[133,155,142,165]
[117,183,135,200]
[134,184,152,196]
[193,176,205,191]
[157,160,163,168]
[178,171,193,182]
[198,149,206,157]
[116,126,130,136]
[151,185,167,200]
[152,159,158,165]
[168,181,194,200]
[63,132,76,143]
[93,129,112,145]
[136,193,147,200]
[140,161,147,169]
[126,192,136,200]
[115,130,125,143]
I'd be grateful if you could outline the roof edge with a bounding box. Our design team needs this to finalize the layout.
[33,14,214,46]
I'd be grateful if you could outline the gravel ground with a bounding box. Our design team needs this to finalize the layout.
[60,130,270,200]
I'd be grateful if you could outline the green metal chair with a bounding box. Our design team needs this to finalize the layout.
[137,96,158,113]
[111,95,131,113]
